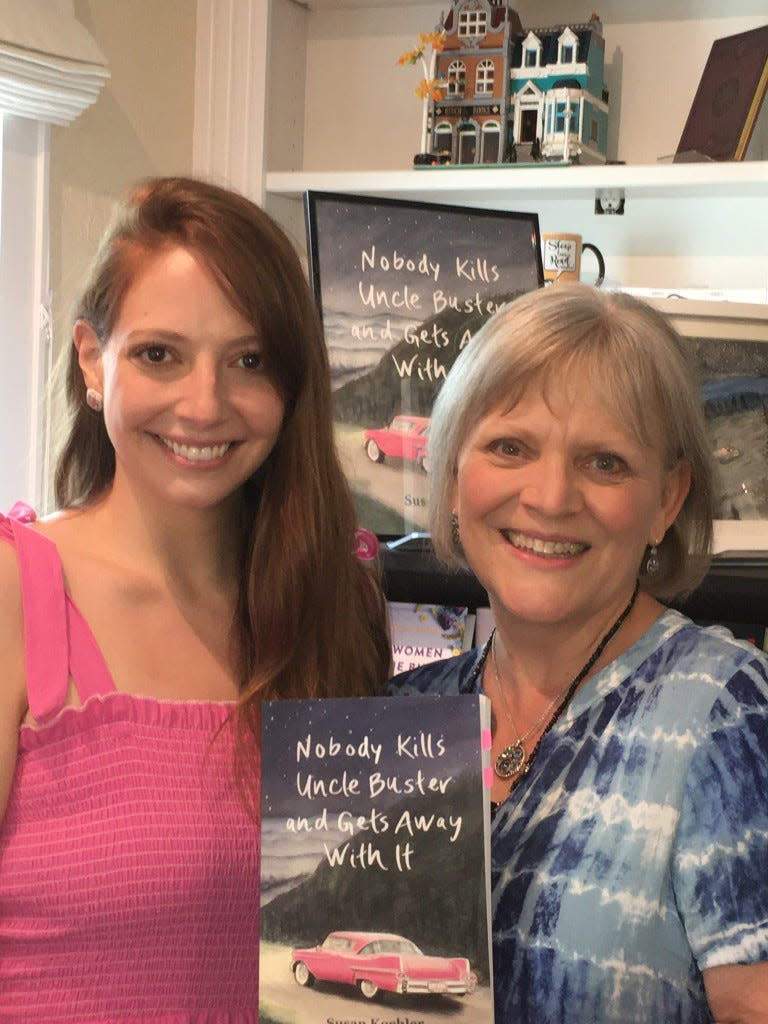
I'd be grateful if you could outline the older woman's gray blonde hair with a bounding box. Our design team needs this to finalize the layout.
[428,282,715,600]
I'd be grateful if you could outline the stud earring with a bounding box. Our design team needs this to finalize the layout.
[85,388,103,412]
[645,542,661,576]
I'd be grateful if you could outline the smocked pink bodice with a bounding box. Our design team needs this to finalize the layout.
[0,505,260,1022]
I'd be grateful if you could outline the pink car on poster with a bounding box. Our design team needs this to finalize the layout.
[291,930,477,1001]
[363,415,430,472]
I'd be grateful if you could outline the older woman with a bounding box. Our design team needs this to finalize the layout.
[388,283,768,1023]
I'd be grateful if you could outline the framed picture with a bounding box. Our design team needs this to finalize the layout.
[647,296,768,554]
[305,191,543,538]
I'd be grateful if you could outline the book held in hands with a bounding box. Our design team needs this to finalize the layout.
[259,693,493,1024]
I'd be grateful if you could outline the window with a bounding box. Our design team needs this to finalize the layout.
[480,121,501,163]
[590,118,599,143]
[323,935,354,951]
[0,115,51,512]
[557,28,578,67]
[458,124,478,163]
[522,32,542,69]
[359,942,381,955]
[459,9,486,39]
[0,8,107,510]
[447,61,466,97]
[555,103,575,133]
[434,122,453,157]
[476,60,494,94]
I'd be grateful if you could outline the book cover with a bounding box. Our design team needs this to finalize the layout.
[259,694,493,1024]
[676,25,768,161]
[305,192,543,537]
[388,602,473,674]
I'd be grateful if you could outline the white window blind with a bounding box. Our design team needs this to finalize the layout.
[0,2,108,509]
[0,0,108,125]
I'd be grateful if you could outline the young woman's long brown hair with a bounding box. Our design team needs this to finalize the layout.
[55,177,390,766]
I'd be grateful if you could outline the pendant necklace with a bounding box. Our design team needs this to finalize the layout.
[492,581,639,785]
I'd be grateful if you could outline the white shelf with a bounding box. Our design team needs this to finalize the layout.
[265,160,768,297]
[260,1,768,295]
[266,161,768,204]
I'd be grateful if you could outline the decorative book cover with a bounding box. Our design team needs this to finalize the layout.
[305,191,543,538]
[388,602,475,674]
[259,694,493,1024]
[676,24,768,161]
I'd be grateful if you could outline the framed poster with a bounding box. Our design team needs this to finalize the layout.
[305,191,543,538]
[646,296,768,554]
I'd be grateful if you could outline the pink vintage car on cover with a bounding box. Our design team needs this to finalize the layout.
[363,415,430,472]
[291,930,477,1001]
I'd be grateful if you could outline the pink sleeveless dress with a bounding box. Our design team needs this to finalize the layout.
[0,505,260,1022]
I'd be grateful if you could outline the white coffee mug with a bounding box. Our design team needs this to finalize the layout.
[542,232,605,287]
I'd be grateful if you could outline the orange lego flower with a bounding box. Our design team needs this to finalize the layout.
[419,31,446,52]
[414,77,446,100]
[397,47,423,66]
[398,30,446,68]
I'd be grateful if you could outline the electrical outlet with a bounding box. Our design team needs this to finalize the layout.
[595,190,625,215]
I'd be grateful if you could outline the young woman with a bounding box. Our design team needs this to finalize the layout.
[0,176,390,1020]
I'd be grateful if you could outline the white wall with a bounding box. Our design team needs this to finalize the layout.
[40,0,197,508]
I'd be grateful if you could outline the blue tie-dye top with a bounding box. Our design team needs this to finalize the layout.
[387,609,768,1024]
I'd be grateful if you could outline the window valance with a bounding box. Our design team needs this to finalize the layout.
[0,0,108,125]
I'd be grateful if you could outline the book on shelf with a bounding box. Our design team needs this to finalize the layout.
[388,601,476,674]
[676,24,768,162]
[259,693,493,1024]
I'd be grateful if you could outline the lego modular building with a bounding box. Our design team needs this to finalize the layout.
[427,2,609,165]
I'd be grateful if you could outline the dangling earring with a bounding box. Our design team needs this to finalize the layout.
[85,388,103,412]
[450,510,461,549]
[645,542,660,576]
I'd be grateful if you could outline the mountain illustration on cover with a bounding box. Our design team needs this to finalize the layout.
[306,192,542,536]
[259,694,493,1024]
